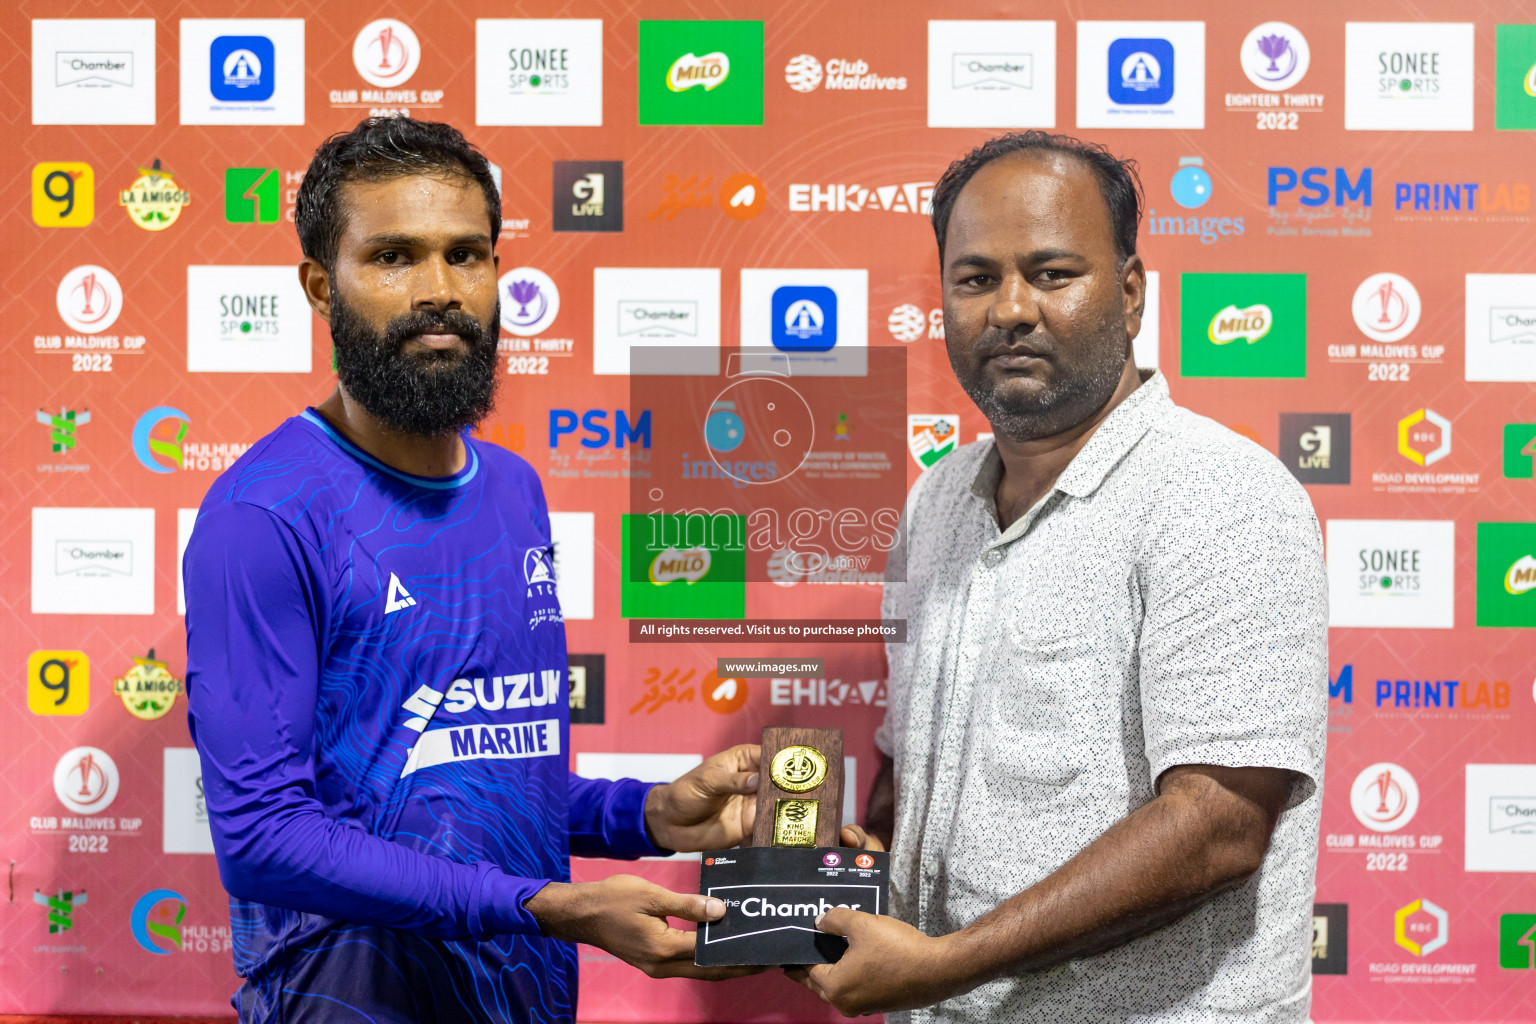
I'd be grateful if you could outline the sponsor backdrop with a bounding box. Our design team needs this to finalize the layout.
[3,0,1534,1019]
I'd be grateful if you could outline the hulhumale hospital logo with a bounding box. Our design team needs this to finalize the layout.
[132,406,190,473]
[131,888,186,953]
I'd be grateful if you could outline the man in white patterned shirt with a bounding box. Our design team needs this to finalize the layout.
[788,133,1328,1021]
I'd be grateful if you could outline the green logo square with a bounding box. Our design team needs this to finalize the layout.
[1476,522,1536,627]
[1495,25,1536,130]
[1499,913,1536,969]
[1179,273,1307,379]
[1505,423,1536,478]
[620,514,746,619]
[225,168,279,223]
[638,21,763,125]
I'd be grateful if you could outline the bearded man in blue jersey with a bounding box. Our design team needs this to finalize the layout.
[184,117,760,1023]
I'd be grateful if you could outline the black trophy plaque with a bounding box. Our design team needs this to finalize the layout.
[695,727,890,966]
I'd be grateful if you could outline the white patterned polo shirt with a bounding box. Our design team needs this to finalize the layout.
[877,371,1328,1023]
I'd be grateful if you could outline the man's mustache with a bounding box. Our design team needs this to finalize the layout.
[974,326,1058,362]
[383,310,492,347]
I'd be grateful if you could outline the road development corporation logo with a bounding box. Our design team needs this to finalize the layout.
[225,168,279,222]
[908,415,959,469]
[639,21,763,125]
[1349,761,1420,833]
[354,19,420,87]
[1352,273,1420,342]
[56,265,122,334]
[1241,23,1310,91]
[1476,522,1536,627]
[1397,408,1451,466]
[1395,899,1449,957]
[54,746,120,816]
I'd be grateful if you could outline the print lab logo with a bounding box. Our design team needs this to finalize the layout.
[1353,273,1421,342]
[1349,761,1420,833]
[783,54,907,92]
[56,265,122,335]
[209,35,274,102]
[354,19,419,87]
[53,746,120,816]
[1395,899,1449,957]
[552,161,622,232]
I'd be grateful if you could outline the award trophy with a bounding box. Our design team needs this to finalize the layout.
[695,727,890,966]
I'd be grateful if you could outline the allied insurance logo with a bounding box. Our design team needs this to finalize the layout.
[353,19,419,87]
[638,21,764,125]
[1349,761,1420,833]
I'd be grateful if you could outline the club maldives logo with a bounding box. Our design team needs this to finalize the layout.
[908,415,959,469]
[132,407,190,473]
[1352,272,1420,342]
[53,746,120,815]
[1395,898,1449,957]
[887,304,944,342]
[56,265,123,334]
[784,54,906,93]
[131,889,186,954]
[1241,22,1310,91]
[353,19,419,87]
[34,888,87,934]
[1349,761,1420,832]
[118,160,190,231]
[498,267,560,336]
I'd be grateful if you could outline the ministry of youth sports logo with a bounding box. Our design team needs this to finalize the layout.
[1349,761,1420,833]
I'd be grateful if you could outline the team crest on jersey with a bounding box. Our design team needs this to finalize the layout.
[384,572,416,614]
[524,546,561,628]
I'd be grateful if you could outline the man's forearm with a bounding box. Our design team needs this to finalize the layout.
[936,765,1289,990]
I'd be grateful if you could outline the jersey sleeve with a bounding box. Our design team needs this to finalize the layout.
[567,773,667,859]
[184,500,550,938]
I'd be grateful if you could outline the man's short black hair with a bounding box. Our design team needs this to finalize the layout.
[295,117,500,272]
[929,131,1143,266]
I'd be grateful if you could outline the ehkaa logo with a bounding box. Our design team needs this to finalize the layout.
[384,572,416,615]
[525,545,562,628]
[1349,761,1420,833]
[908,415,959,469]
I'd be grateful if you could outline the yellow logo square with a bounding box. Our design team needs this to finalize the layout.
[32,163,94,227]
[28,650,89,715]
